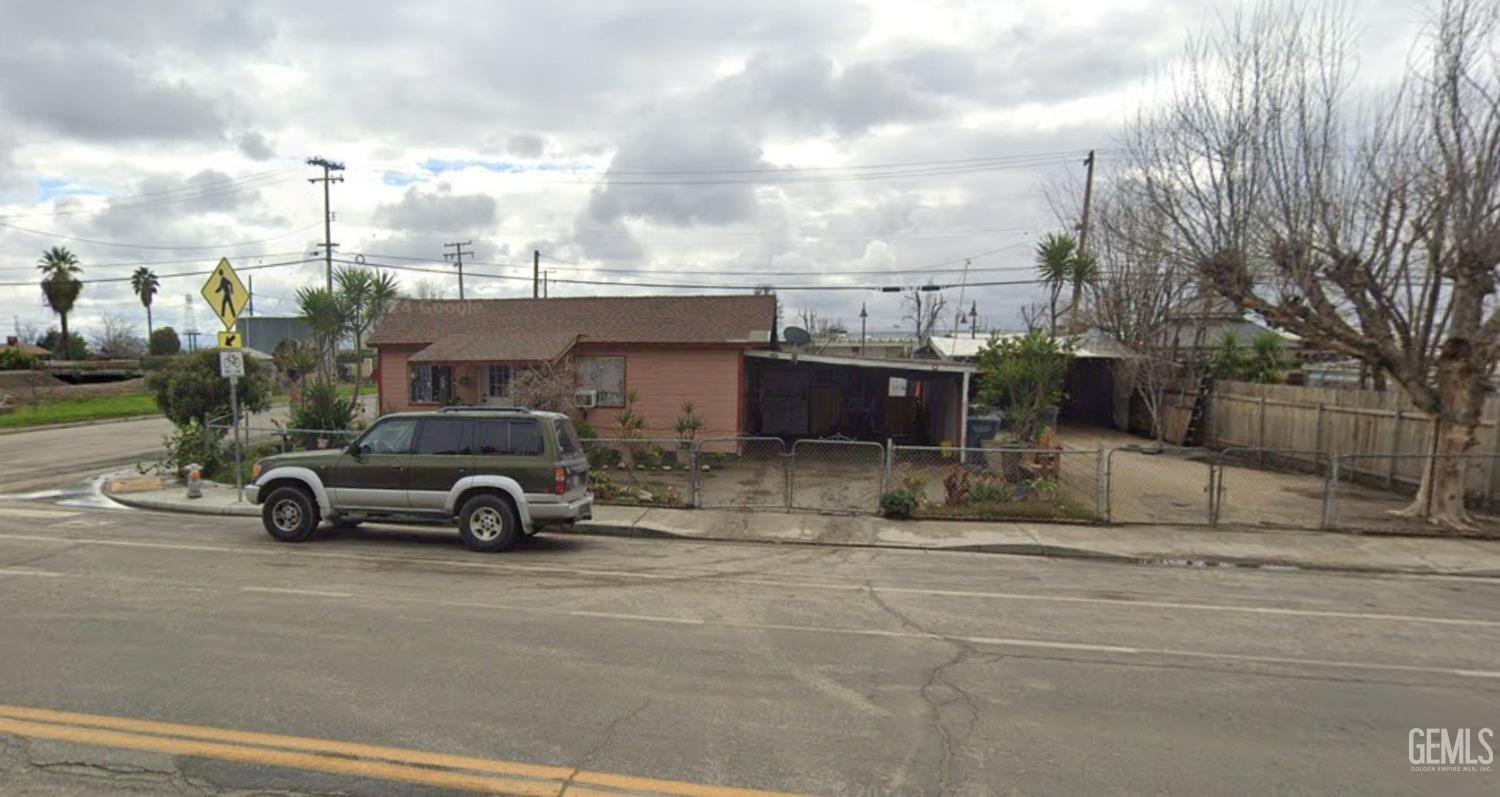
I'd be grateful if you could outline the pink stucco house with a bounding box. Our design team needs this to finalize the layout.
[366,294,776,438]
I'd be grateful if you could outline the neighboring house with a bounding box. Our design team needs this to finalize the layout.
[3,336,50,359]
[366,295,776,438]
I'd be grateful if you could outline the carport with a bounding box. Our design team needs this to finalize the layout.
[743,350,976,446]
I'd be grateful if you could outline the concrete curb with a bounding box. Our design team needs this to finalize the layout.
[563,522,1500,578]
[100,489,1500,579]
[106,491,258,517]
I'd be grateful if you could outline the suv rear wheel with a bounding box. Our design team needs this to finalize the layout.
[458,493,519,552]
[262,485,318,543]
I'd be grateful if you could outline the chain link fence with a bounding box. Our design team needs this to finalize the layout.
[890,446,1102,522]
[789,439,885,514]
[1325,453,1500,534]
[696,437,788,509]
[582,437,695,508]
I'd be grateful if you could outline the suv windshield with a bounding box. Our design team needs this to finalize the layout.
[554,419,582,456]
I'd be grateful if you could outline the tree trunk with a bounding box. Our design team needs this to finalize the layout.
[350,331,363,405]
[146,304,153,339]
[1396,345,1485,529]
[58,312,69,360]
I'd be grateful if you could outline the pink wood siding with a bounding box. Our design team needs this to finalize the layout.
[375,343,746,438]
[577,345,743,438]
[376,345,420,414]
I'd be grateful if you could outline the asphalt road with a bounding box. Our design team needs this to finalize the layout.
[0,498,1495,796]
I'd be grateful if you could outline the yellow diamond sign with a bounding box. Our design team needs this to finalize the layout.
[200,258,248,330]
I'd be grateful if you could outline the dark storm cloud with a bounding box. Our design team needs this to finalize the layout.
[373,184,499,235]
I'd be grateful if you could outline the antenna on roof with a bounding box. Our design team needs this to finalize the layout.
[782,325,811,364]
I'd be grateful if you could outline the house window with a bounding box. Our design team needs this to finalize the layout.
[577,356,625,407]
[409,365,454,404]
[486,365,512,399]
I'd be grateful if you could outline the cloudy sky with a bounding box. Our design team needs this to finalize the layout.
[0,0,1423,345]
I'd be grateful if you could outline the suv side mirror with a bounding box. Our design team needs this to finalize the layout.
[349,442,369,458]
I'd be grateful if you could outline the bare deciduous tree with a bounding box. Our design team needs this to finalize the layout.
[903,290,948,341]
[1086,187,1195,441]
[90,314,146,359]
[1125,0,1500,528]
[510,357,580,415]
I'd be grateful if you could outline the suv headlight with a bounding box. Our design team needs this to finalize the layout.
[251,462,262,481]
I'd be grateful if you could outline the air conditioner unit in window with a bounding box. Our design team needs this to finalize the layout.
[574,390,598,409]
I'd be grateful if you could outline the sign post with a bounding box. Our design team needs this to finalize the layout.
[220,351,246,501]
[203,259,251,503]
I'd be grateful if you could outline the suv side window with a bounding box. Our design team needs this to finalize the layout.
[414,418,473,455]
[476,419,545,456]
[359,418,418,455]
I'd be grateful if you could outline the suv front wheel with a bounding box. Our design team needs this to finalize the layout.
[262,486,319,543]
[458,493,520,552]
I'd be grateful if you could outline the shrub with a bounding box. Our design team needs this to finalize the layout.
[160,419,220,477]
[148,327,181,355]
[37,329,88,360]
[0,348,38,371]
[967,479,1012,504]
[942,464,971,505]
[880,489,919,519]
[289,380,361,447]
[147,349,273,426]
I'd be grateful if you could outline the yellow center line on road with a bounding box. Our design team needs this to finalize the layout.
[0,704,818,797]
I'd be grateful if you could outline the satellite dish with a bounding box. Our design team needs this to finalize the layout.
[783,326,812,347]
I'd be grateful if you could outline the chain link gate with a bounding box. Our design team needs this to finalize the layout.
[789,438,885,514]
[694,436,789,509]
[1105,446,1216,524]
[1210,447,1329,529]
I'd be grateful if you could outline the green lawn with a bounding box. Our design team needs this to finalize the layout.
[0,393,160,430]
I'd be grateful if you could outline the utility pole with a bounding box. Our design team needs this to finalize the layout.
[543,270,549,298]
[533,250,540,298]
[969,301,979,339]
[1078,149,1096,256]
[443,241,473,299]
[307,156,345,291]
[247,275,254,317]
[953,257,972,334]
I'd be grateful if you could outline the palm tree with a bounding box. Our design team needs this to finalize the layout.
[129,267,160,339]
[1033,233,1098,335]
[37,247,83,359]
[334,267,400,401]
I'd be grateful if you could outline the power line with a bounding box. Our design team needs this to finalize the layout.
[0,251,307,274]
[0,170,299,220]
[0,220,323,251]
[566,156,1078,187]
[0,257,318,288]
[597,150,1107,176]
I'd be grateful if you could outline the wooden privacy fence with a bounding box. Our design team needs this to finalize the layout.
[1207,380,1500,496]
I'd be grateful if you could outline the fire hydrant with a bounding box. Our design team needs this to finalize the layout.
[183,464,203,499]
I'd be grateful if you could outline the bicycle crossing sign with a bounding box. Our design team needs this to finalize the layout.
[200,258,248,330]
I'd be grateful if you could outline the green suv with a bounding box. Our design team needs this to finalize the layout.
[245,407,592,552]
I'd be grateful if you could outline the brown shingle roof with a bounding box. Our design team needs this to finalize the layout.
[368,295,775,359]
[407,332,578,363]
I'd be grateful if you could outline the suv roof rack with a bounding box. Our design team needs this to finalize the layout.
[437,405,533,414]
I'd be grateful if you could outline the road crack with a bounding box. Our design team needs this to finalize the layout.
[557,699,651,795]
[865,582,981,797]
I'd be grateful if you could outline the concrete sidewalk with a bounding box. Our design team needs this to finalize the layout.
[99,475,1500,577]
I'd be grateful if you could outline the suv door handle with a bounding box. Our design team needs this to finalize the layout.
[390,465,404,471]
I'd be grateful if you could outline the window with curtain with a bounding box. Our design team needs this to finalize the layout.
[576,356,625,407]
[409,365,454,403]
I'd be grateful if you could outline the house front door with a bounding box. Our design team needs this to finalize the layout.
[479,365,513,406]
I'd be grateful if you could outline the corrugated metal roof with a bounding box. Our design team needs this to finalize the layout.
[926,332,1136,360]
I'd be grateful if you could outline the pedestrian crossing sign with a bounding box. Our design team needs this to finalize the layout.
[200,258,248,330]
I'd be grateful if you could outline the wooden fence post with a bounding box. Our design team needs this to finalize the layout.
[1485,407,1500,507]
